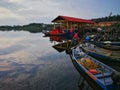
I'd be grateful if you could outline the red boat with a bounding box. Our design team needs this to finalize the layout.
[44,28,66,36]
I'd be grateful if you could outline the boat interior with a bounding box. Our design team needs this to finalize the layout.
[82,43,120,58]
[73,47,117,85]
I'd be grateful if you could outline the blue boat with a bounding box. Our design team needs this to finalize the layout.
[91,41,120,51]
[81,43,120,62]
[70,46,120,90]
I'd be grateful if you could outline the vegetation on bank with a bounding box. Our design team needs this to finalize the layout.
[0,23,53,33]
[91,14,120,32]
[92,14,120,23]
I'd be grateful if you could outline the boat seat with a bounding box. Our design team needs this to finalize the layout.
[95,72,112,79]
[99,77,113,85]
[74,54,80,59]
[74,51,81,59]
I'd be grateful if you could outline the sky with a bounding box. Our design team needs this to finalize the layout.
[0,0,120,25]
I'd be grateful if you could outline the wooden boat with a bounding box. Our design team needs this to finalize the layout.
[43,29,74,37]
[52,41,73,52]
[43,30,65,36]
[52,40,79,53]
[70,46,120,90]
[81,43,120,62]
[91,41,120,51]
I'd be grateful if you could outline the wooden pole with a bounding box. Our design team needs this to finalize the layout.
[54,23,55,29]
[67,21,68,30]
[60,21,61,28]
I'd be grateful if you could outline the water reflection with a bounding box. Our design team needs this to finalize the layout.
[49,36,93,90]
[1,31,119,90]
[78,76,92,90]
[0,31,80,90]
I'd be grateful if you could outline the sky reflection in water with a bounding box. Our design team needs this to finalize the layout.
[0,31,80,90]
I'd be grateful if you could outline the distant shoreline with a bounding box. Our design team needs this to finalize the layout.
[0,23,53,33]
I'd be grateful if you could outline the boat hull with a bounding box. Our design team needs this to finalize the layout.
[70,56,104,90]
[92,42,120,51]
[44,31,74,39]
[82,47,120,62]
[70,47,120,90]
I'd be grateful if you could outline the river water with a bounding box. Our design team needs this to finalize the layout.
[0,31,89,90]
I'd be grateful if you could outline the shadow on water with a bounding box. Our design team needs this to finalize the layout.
[78,76,93,90]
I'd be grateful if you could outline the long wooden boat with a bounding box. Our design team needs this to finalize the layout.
[70,46,120,90]
[52,40,80,53]
[43,29,74,37]
[81,43,120,62]
[44,31,66,36]
[52,40,74,52]
[91,41,120,51]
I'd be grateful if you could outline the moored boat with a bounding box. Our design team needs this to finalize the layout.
[52,40,74,52]
[81,43,120,62]
[70,46,120,90]
[52,40,80,53]
[91,41,120,51]
[43,29,66,36]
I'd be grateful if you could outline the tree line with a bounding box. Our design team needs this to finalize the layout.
[92,14,120,23]
[0,23,53,33]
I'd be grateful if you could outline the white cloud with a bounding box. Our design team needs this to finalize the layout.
[0,0,119,25]
[8,0,25,4]
[1,0,96,25]
[0,6,27,25]
[0,7,23,19]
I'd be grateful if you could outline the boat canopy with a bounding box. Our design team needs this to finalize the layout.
[52,15,95,24]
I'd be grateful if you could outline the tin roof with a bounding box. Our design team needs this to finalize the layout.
[52,15,95,24]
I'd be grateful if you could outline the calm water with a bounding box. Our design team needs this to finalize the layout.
[0,31,86,90]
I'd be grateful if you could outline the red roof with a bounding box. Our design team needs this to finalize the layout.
[52,15,95,24]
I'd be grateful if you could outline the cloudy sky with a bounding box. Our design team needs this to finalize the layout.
[0,0,120,25]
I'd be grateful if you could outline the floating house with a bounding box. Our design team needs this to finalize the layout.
[52,15,95,30]
[44,15,95,36]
